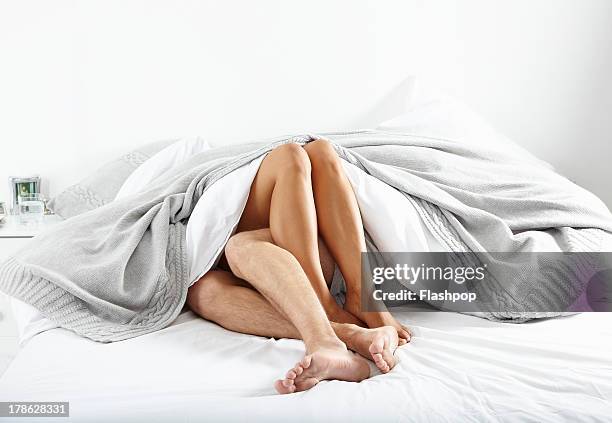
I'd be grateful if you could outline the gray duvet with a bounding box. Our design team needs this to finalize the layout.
[1,131,611,342]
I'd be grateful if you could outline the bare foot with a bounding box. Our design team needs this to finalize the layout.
[343,325,399,373]
[274,345,370,394]
[345,298,411,345]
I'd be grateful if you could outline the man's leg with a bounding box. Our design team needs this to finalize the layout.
[236,143,362,326]
[221,228,369,393]
[188,233,398,374]
[304,139,411,342]
[189,235,337,340]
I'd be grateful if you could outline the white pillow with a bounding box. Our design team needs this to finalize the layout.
[376,78,543,162]
[115,136,211,200]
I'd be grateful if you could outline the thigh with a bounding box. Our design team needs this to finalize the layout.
[222,228,336,286]
[235,143,309,233]
[188,269,253,298]
[217,152,281,269]
[235,153,278,233]
[187,269,254,318]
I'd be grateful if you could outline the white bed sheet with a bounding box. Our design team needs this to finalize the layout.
[1,306,611,422]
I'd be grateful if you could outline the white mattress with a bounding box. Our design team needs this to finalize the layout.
[1,306,611,422]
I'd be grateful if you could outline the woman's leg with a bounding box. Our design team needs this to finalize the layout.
[220,229,370,393]
[187,230,399,374]
[303,139,411,342]
[235,143,362,326]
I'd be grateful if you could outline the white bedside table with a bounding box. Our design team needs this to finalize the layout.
[0,214,63,259]
[0,214,63,376]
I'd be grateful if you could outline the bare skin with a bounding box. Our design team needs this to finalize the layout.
[303,140,411,341]
[187,140,411,393]
[236,140,409,340]
[222,229,370,393]
[235,143,361,326]
[188,241,400,375]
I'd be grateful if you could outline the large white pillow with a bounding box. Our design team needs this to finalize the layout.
[115,136,211,200]
[376,78,545,163]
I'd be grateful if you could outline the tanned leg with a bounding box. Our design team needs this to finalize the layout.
[303,139,411,343]
[187,231,399,375]
[220,228,370,393]
[235,143,362,326]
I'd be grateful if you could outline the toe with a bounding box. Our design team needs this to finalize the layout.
[282,378,294,388]
[300,354,313,369]
[275,379,294,394]
[381,348,396,370]
[400,326,412,341]
[372,352,388,373]
[293,365,304,376]
[286,370,297,380]
[295,377,319,392]
[369,336,385,356]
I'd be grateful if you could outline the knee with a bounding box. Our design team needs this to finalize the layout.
[187,271,227,317]
[224,229,271,277]
[304,139,342,174]
[224,232,251,273]
[270,143,311,176]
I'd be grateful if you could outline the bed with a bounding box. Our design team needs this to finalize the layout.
[1,304,611,422]
[1,90,611,423]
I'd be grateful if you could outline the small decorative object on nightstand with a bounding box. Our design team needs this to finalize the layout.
[17,193,45,226]
[8,175,41,215]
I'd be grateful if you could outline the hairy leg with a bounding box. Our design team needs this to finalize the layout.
[220,229,369,393]
[189,234,337,339]
[304,139,411,342]
[188,240,399,374]
[235,143,362,326]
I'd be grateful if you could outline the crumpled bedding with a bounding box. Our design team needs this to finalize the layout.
[1,131,612,342]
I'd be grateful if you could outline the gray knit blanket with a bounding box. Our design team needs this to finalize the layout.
[1,131,611,342]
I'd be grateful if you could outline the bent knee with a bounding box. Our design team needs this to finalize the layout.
[269,143,311,175]
[187,271,228,316]
[224,229,272,273]
[304,139,342,172]
[224,233,250,270]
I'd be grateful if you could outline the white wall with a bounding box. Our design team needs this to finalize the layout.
[1,0,611,207]
[408,0,612,206]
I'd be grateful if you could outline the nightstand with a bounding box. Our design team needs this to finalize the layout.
[0,214,63,260]
[0,214,63,376]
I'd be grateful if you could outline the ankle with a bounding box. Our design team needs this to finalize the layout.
[344,289,361,308]
[306,336,346,353]
[333,323,362,350]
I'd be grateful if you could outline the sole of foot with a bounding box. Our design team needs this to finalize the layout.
[275,347,370,394]
[349,325,399,373]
